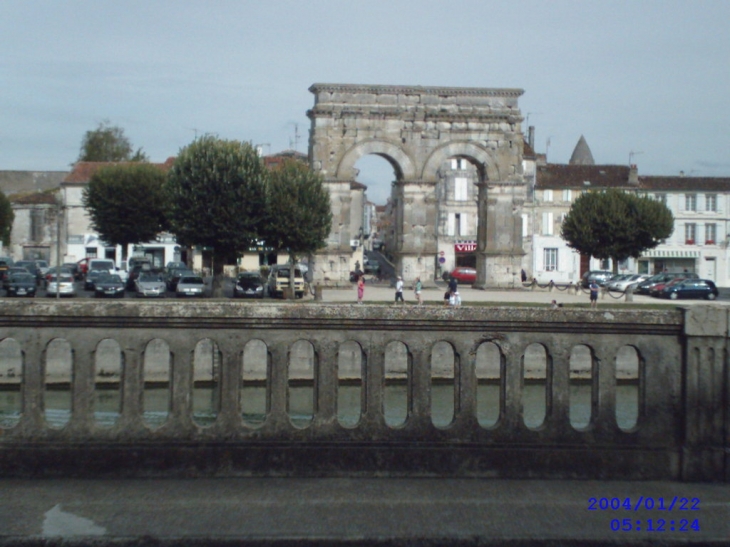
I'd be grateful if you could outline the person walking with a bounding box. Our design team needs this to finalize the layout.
[589,280,599,309]
[395,276,405,304]
[414,276,422,305]
[357,275,365,304]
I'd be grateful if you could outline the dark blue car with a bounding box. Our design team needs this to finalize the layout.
[659,279,718,300]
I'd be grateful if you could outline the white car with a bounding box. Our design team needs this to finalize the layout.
[175,275,206,297]
[134,272,166,298]
[46,274,77,297]
[608,274,650,292]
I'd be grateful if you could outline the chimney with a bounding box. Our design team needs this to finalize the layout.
[528,126,535,150]
[629,164,639,185]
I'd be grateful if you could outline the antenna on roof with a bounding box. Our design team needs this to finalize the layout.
[289,124,301,151]
[628,150,644,165]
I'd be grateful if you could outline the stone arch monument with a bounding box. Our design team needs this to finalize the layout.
[307,83,527,287]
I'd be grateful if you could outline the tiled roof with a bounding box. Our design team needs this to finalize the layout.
[639,176,730,192]
[63,160,174,184]
[536,164,631,189]
[9,191,59,205]
[523,141,536,158]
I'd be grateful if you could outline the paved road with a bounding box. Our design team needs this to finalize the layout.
[0,478,727,545]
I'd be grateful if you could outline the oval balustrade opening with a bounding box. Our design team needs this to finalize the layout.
[94,339,122,428]
[193,339,221,427]
[523,343,548,429]
[475,342,502,428]
[569,345,594,430]
[142,339,171,429]
[430,341,455,428]
[384,341,410,427]
[241,340,268,426]
[288,340,315,428]
[0,338,22,429]
[45,339,72,429]
[337,340,363,428]
[616,345,641,430]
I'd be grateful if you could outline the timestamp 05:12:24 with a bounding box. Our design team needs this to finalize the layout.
[611,519,700,532]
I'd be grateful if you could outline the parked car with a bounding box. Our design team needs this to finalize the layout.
[580,270,614,288]
[649,278,684,297]
[267,265,305,298]
[233,272,265,299]
[635,272,699,295]
[176,275,206,297]
[164,261,187,273]
[166,268,195,291]
[135,272,166,298]
[84,269,107,291]
[46,274,76,297]
[607,274,650,292]
[5,272,37,297]
[364,260,380,275]
[14,260,38,275]
[44,266,74,285]
[658,279,718,300]
[0,259,12,283]
[449,267,477,284]
[94,274,126,298]
[3,267,32,289]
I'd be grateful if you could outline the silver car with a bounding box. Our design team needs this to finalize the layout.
[135,272,166,298]
[176,275,205,297]
[46,274,77,297]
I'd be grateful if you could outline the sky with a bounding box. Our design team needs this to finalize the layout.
[2,0,729,204]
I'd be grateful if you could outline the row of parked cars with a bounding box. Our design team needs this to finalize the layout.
[581,270,719,300]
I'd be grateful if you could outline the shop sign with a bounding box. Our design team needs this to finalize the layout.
[454,242,477,253]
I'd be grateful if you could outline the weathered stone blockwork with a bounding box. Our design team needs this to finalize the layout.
[308,84,528,286]
[0,301,726,482]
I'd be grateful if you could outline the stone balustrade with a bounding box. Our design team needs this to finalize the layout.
[0,301,726,481]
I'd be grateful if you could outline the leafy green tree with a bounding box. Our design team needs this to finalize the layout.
[165,136,269,291]
[561,188,674,272]
[82,164,169,261]
[0,190,14,248]
[77,120,148,162]
[264,159,332,296]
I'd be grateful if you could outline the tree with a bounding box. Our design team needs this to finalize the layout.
[164,136,269,288]
[264,159,332,296]
[82,164,169,261]
[561,188,674,272]
[0,190,14,248]
[77,120,148,162]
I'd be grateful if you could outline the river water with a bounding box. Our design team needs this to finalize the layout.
[0,384,638,431]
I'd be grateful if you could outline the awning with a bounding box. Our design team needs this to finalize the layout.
[640,249,701,258]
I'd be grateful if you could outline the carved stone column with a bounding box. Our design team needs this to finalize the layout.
[474,180,527,288]
[394,180,438,282]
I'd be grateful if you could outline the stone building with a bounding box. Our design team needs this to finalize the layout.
[307,83,527,287]
[527,136,730,285]
[7,190,61,264]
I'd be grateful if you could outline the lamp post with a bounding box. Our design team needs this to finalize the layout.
[55,194,64,299]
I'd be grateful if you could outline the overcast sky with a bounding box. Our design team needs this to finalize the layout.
[2,0,729,204]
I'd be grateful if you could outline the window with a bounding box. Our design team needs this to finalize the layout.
[685,194,697,211]
[447,213,455,236]
[706,194,717,212]
[543,189,554,202]
[542,212,554,236]
[654,193,667,204]
[30,209,45,242]
[544,248,558,271]
[454,213,468,236]
[705,223,717,244]
[685,223,696,244]
[451,158,466,170]
[562,189,572,202]
[454,177,468,201]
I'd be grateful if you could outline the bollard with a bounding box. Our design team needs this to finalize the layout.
[549,280,554,292]
[625,284,634,302]
[314,284,323,301]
